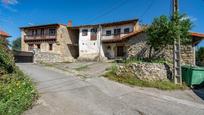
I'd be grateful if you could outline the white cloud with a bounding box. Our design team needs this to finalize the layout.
[189,16,197,22]
[1,0,18,12]
[181,16,197,22]
[2,5,17,12]
[28,22,34,26]
[1,0,18,5]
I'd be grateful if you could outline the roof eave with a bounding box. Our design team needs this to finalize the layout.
[19,24,63,29]
[73,19,139,28]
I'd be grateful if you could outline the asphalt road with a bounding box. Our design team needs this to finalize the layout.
[17,63,204,115]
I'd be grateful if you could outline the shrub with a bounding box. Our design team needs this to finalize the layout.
[0,68,38,115]
[0,40,15,75]
[0,39,38,115]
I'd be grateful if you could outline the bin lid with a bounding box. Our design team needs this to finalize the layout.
[181,65,192,68]
[181,65,204,71]
[191,66,204,71]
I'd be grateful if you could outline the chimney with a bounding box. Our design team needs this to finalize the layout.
[68,20,72,27]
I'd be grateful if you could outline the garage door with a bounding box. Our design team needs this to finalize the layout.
[13,51,34,63]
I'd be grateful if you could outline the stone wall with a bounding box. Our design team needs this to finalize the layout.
[34,51,75,63]
[126,32,195,65]
[116,63,172,81]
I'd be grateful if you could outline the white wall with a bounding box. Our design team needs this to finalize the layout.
[102,24,134,40]
[79,27,100,58]
[78,23,135,60]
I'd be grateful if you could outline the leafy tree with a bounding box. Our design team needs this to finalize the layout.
[12,37,21,51]
[196,47,204,66]
[146,14,193,58]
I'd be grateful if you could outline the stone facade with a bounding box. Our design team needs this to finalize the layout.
[116,63,172,81]
[21,24,79,63]
[126,32,195,65]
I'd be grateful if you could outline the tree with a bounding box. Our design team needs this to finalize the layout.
[146,14,193,58]
[196,47,204,66]
[12,37,21,51]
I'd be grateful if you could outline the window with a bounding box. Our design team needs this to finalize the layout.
[114,28,121,35]
[49,29,56,36]
[34,30,37,35]
[28,44,34,51]
[107,46,111,50]
[106,30,112,36]
[82,29,88,36]
[124,28,130,34]
[49,44,53,51]
[31,30,35,36]
[91,28,97,33]
[36,44,41,49]
[41,29,44,35]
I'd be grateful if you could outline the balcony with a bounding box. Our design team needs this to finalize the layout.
[24,34,57,42]
[101,34,121,41]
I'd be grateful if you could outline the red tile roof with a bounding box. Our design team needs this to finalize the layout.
[102,30,144,43]
[0,30,10,38]
[190,32,204,38]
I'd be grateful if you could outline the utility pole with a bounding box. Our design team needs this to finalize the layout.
[172,0,182,84]
[98,25,102,62]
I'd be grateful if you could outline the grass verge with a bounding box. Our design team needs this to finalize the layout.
[121,57,172,65]
[104,65,187,90]
[0,68,38,115]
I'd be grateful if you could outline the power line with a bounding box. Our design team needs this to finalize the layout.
[88,0,129,23]
[140,0,154,19]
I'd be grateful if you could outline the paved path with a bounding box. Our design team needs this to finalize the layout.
[17,63,204,115]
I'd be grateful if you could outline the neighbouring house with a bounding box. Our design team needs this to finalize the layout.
[20,22,79,63]
[103,30,204,65]
[0,30,11,40]
[71,19,141,60]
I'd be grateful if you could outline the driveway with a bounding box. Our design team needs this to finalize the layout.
[17,63,204,115]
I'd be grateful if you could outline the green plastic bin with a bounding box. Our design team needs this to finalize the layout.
[182,65,204,86]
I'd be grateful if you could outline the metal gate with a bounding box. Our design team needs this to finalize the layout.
[13,51,34,63]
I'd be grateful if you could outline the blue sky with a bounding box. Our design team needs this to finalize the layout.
[0,0,204,46]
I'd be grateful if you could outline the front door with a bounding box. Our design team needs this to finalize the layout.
[117,46,124,57]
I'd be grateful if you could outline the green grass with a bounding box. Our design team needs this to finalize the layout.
[122,57,172,65]
[0,68,38,115]
[104,65,187,90]
[75,65,88,71]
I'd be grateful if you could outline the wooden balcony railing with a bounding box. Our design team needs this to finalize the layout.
[24,35,57,41]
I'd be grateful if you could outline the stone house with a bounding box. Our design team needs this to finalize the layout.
[20,19,204,64]
[20,23,79,63]
[104,30,204,65]
[71,19,141,60]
